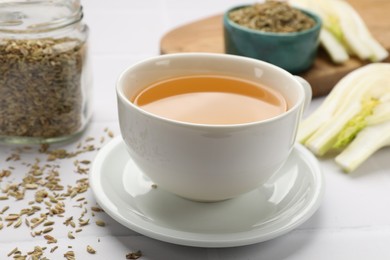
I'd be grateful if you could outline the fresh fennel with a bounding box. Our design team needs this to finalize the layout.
[298,63,390,172]
[290,0,388,63]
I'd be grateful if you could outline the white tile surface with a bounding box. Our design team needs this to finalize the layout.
[1,0,390,259]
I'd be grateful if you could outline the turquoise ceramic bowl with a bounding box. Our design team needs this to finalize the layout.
[224,5,322,74]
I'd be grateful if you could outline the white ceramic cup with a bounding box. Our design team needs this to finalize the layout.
[116,53,311,202]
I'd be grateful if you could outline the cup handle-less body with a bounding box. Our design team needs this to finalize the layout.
[117,53,313,202]
[294,76,312,113]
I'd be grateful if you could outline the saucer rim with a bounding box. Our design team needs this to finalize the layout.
[90,136,324,248]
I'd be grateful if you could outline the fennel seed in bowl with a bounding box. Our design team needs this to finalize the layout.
[229,1,316,33]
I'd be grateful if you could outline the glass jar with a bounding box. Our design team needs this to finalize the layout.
[0,0,92,144]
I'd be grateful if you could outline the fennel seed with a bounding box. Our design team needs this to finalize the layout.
[68,231,75,239]
[86,245,96,254]
[95,219,106,227]
[126,250,143,259]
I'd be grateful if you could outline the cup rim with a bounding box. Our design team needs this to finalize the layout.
[224,4,322,37]
[116,53,306,129]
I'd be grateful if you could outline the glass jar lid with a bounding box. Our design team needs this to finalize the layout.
[0,0,83,33]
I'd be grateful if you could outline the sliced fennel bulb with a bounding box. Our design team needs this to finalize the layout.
[320,28,349,63]
[297,63,390,143]
[334,0,387,61]
[299,63,390,172]
[304,74,386,155]
[335,121,390,172]
[290,0,388,63]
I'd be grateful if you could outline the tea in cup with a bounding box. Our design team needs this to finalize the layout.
[116,53,311,202]
[133,74,287,125]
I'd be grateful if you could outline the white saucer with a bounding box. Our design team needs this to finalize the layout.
[90,136,324,248]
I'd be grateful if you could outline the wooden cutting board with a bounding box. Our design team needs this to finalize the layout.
[160,0,390,97]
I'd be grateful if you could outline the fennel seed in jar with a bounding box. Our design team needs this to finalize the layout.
[0,38,88,140]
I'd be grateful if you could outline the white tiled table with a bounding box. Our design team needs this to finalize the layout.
[1,1,390,259]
